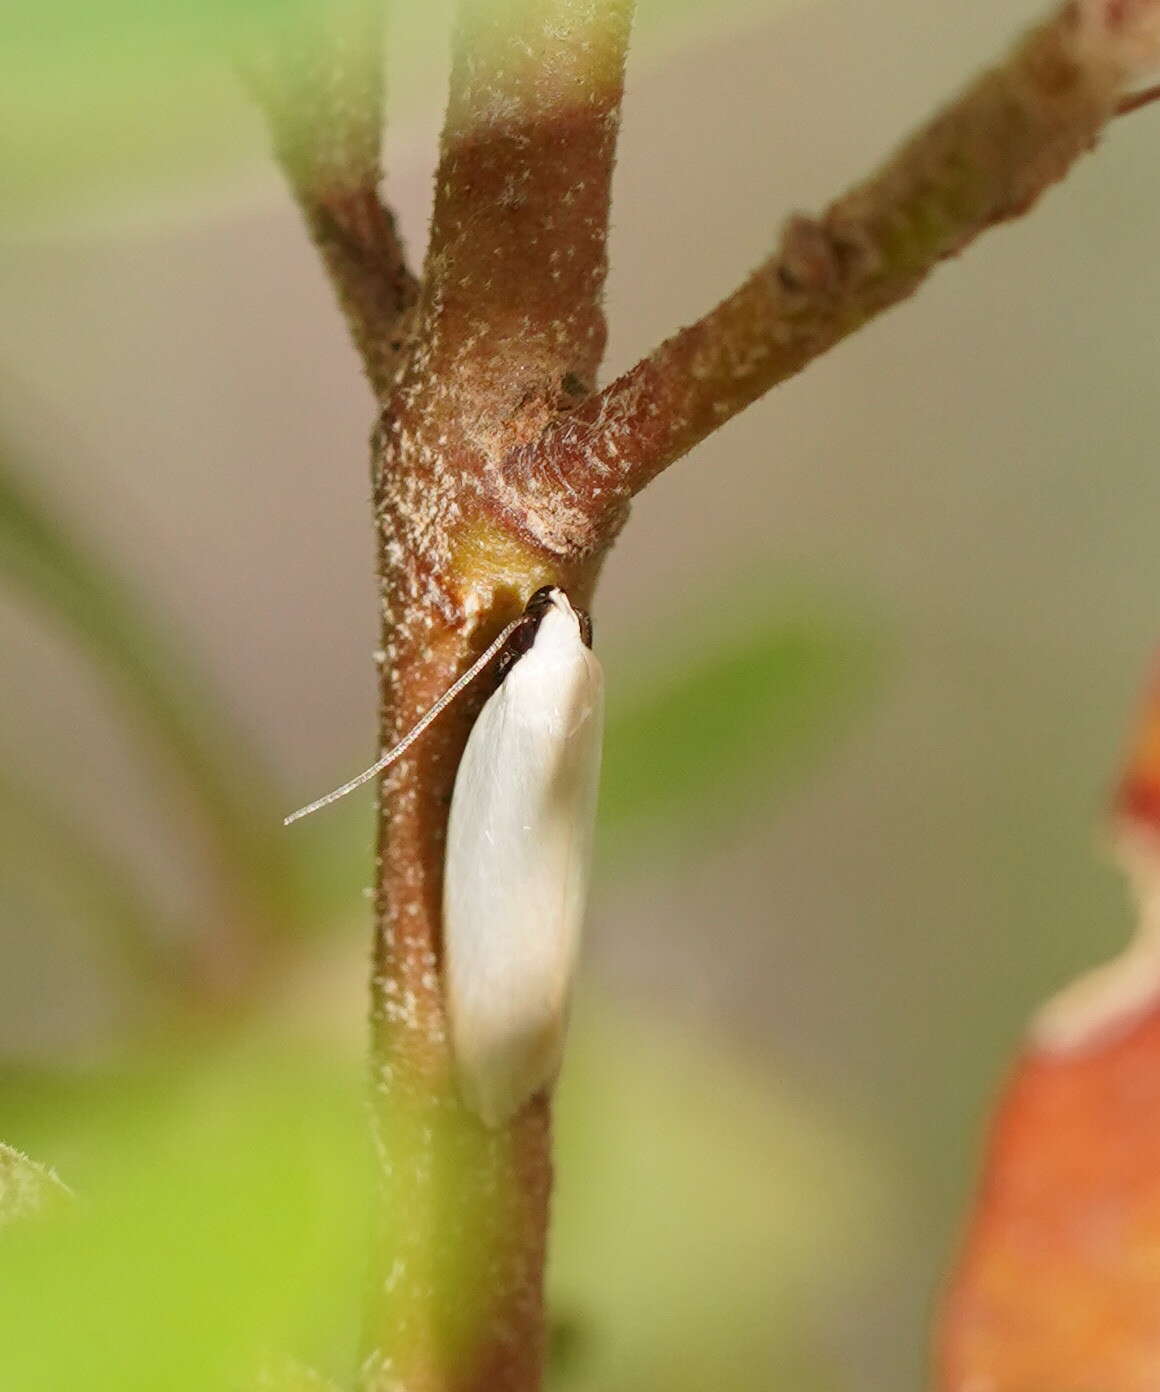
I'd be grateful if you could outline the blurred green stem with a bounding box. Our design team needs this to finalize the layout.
[0,763,192,1001]
[246,0,418,399]
[0,442,301,1005]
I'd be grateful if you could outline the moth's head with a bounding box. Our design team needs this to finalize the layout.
[494,588,592,686]
[523,586,592,648]
[524,585,566,621]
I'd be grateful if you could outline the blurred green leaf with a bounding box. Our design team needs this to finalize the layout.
[551,1005,890,1390]
[0,1045,369,1391]
[0,441,305,978]
[600,608,881,859]
[2,0,288,219]
[0,1143,71,1229]
[1,0,811,226]
[0,1028,865,1387]
[0,997,888,1391]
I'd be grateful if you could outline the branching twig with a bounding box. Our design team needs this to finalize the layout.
[1118,77,1160,113]
[506,0,1160,543]
[248,0,417,397]
[360,5,633,1390]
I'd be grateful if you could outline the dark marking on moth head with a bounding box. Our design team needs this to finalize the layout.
[493,587,593,686]
[524,586,559,622]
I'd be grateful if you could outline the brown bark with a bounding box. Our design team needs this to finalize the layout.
[506,1,1160,542]
[247,0,418,398]
[360,4,632,1386]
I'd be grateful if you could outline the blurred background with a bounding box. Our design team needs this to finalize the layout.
[3,0,1160,1386]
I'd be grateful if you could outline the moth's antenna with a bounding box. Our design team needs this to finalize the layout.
[284,615,526,826]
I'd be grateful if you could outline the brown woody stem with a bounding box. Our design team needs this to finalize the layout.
[248,0,417,397]
[1118,78,1160,113]
[507,1,1160,541]
[361,3,632,1388]
[421,0,634,437]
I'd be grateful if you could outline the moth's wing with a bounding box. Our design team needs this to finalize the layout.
[444,647,603,1127]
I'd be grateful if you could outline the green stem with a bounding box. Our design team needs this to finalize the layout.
[0,441,301,1002]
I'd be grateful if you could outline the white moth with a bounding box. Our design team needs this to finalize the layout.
[283,586,603,1127]
[445,587,603,1125]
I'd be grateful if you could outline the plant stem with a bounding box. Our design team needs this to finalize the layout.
[247,0,418,398]
[508,0,1160,539]
[360,4,632,1385]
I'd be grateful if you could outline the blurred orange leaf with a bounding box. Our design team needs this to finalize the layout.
[937,1012,1160,1389]
[937,659,1160,1390]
